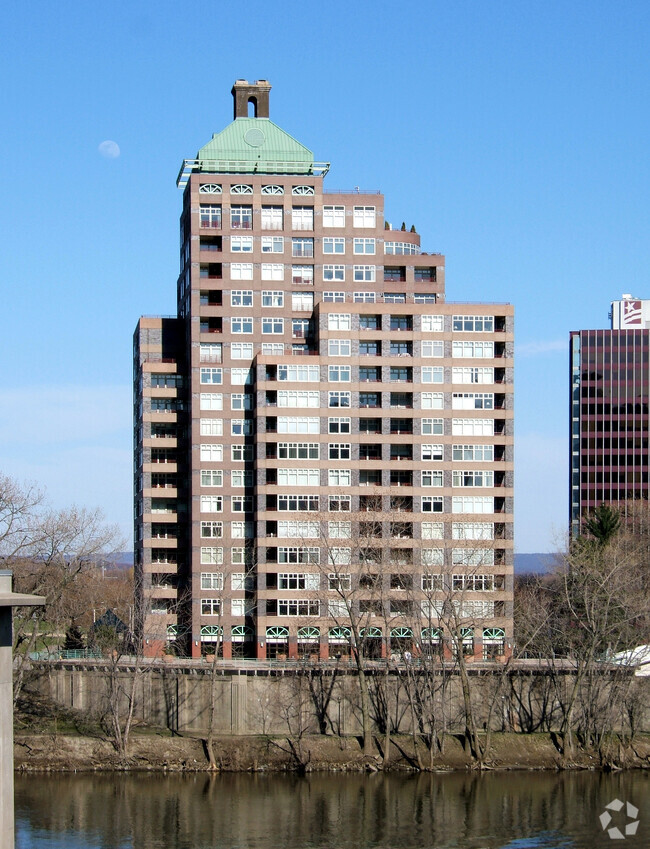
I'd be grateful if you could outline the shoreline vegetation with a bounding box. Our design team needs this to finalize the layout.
[14,698,650,773]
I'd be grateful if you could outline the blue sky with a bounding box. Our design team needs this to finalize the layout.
[1,0,649,552]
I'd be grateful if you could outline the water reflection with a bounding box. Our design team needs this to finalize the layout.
[15,770,648,849]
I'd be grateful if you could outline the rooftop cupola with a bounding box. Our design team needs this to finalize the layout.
[232,79,271,119]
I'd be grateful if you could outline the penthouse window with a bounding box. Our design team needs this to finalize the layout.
[230,205,252,229]
[292,207,314,230]
[353,206,376,227]
[200,205,222,228]
[453,315,494,332]
[323,205,345,227]
[261,206,283,230]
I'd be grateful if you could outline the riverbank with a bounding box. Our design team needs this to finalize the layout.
[14,731,650,773]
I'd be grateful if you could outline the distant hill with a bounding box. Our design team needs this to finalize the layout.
[514,553,557,574]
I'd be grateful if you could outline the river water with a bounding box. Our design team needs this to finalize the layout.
[15,770,648,849]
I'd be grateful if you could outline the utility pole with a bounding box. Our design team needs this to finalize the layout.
[0,570,45,849]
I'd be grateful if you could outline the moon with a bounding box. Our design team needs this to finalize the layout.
[98,140,121,159]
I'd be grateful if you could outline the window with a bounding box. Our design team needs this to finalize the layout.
[353,237,375,254]
[292,237,314,257]
[323,237,345,254]
[201,599,221,616]
[452,496,494,514]
[200,343,222,363]
[201,521,224,538]
[292,319,310,338]
[230,265,253,284]
[231,470,254,487]
[390,341,412,356]
[261,290,284,308]
[421,340,444,357]
[354,292,377,303]
[329,548,351,566]
[278,599,320,616]
[292,265,314,285]
[328,469,351,486]
[278,494,320,511]
[200,393,223,410]
[328,416,351,433]
[200,418,223,436]
[230,368,252,385]
[278,572,320,589]
[232,444,254,461]
[353,206,376,227]
[292,185,314,196]
[231,419,253,435]
[384,241,419,255]
[451,419,494,436]
[323,205,345,227]
[453,315,494,332]
[390,315,412,331]
[414,294,436,304]
[359,366,381,382]
[261,263,284,281]
[421,367,444,383]
[230,184,253,195]
[200,205,222,228]
[359,341,380,356]
[327,313,351,330]
[277,469,320,486]
[200,547,224,565]
[328,391,351,408]
[323,291,345,303]
[201,495,223,512]
[328,521,351,538]
[230,236,253,252]
[353,265,376,282]
[323,264,345,282]
[328,575,351,593]
[231,317,253,334]
[262,342,285,355]
[231,521,254,538]
[329,495,351,512]
[422,522,444,539]
[277,364,320,382]
[421,392,444,409]
[261,206,283,230]
[452,367,495,384]
[452,393,494,410]
[452,522,494,540]
[390,392,412,408]
[359,391,381,408]
[278,442,319,460]
[421,496,444,513]
[422,444,444,461]
[383,293,406,303]
[421,418,443,435]
[292,292,313,311]
[278,390,319,407]
[328,339,351,356]
[452,444,494,462]
[278,547,320,564]
[230,290,253,308]
[261,236,284,253]
[292,207,314,230]
[231,342,254,359]
[262,184,284,195]
[201,470,223,487]
[197,368,223,388]
[422,471,444,487]
[231,393,253,411]
[232,496,253,515]
[277,416,319,434]
[231,549,254,568]
[200,444,223,461]
[328,443,351,460]
[452,341,495,358]
[422,573,443,591]
[421,549,444,567]
[262,317,284,334]
[328,365,351,382]
[452,470,494,488]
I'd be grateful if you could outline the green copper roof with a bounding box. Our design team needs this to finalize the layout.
[198,117,313,163]
[177,117,329,187]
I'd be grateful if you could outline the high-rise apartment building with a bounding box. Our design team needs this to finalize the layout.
[570,295,650,535]
[134,80,514,661]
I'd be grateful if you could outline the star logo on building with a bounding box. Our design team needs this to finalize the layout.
[599,799,640,840]
[622,300,642,325]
